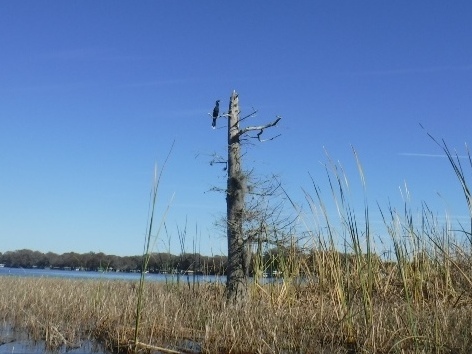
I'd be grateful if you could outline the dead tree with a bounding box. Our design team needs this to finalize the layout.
[222,90,281,304]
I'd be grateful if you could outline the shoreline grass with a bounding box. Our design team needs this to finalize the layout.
[1,248,472,354]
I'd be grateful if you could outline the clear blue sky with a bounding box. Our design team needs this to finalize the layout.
[1,1,471,257]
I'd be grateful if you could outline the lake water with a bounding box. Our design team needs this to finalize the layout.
[0,322,110,354]
[0,266,226,284]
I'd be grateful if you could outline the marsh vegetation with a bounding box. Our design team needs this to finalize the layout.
[2,138,472,353]
[1,236,472,354]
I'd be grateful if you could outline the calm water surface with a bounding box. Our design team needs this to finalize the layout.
[0,322,110,354]
[0,267,225,283]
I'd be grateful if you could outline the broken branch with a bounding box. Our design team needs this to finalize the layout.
[239,116,281,136]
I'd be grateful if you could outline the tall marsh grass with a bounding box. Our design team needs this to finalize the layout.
[134,143,174,352]
[2,141,472,353]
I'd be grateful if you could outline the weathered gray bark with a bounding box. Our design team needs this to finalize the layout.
[226,91,248,303]
[219,90,282,304]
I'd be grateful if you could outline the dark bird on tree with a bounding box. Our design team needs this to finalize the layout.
[212,100,220,128]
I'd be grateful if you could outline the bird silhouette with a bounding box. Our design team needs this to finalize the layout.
[212,100,220,128]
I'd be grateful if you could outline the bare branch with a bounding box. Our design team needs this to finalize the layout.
[256,132,281,142]
[208,111,229,130]
[207,186,227,194]
[239,116,282,140]
[210,160,228,171]
[239,109,258,123]
[209,153,228,171]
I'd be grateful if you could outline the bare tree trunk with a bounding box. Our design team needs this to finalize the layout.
[226,90,248,304]
[218,90,281,303]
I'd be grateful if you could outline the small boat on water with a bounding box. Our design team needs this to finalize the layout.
[0,264,4,268]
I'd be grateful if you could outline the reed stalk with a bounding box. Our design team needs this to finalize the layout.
[133,142,174,351]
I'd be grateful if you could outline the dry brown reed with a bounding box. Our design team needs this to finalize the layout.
[1,257,472,354]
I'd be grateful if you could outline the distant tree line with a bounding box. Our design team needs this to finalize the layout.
[0,249,228,275]
[0,247,309,277]
[0,247,382,278]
